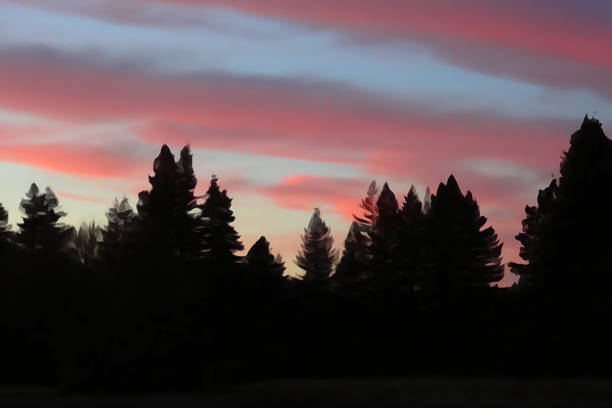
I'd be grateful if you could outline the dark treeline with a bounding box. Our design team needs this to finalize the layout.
[1,116,612,392]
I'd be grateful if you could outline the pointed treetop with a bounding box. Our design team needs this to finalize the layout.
[160,144,172,156]
[307,208,327,235]
[446,174,460,194]
[247,236,270,257]
[153,144,176,174]
[177,145,194,174]
[27,183,39,198]
[580,114,602,129]
[401,185,422,215]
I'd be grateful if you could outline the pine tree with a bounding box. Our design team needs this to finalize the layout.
[354,180,378,234]
[369,182,401,281]
[425,175,503,295]
[397,186,426,289]
[511,116,612,293]
[0,202,11,242]
[17,184,74,255]
[0,203,14,255]
[334,221,369,284]
[135,145,200,262]
[335,181,379,283]
[296,208,338,281]
[509,179,558,287]
[103,197,135,246]
[199,175,244,264]
[246,236,285,281]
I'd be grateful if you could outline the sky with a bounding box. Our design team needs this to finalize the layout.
[0,0,611,285]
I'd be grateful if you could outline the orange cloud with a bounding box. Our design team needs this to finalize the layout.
[0,143,145,178]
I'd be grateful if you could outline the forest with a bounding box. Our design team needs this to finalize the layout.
[0,115,611,392]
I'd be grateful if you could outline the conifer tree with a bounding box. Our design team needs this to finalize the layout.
[334,221,369,284]
[354,180,378,233]
[246,236,285,281]
[0,203,11,243]
[18,184,74,255]
[396,186,426,288]
[135,145,200,262]
[425,175,503,294]
[100,197,135,266]
[335,181,379,282]
[296,208,338,281]
[369,183,401,281]
[103,197,135,246]
[511,116,612,292]
[0,203,14,256]
[509,179,558,286]
[199,175,243,264]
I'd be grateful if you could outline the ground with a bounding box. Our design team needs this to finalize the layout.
[2,378,612,407]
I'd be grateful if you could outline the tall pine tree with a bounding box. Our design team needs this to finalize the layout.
[424,175,503,296]
[396,186,426,290]
[509,179,558,287]
[18,184,74,255]
[369,182,401,282]
[296,208,338,281]
[135,145,200,263]
[199,175,244,265]
[334,221,370,284]
[511,116,612,294]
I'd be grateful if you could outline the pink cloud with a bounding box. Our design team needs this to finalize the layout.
[258,175,367,220]
[12,1,611,101]
[194,0,612,69]
[0,143,145,178]
[55,190,110,204]
[0,47,575,175]
[147,0,612,101]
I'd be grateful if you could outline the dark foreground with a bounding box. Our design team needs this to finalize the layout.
[2,378,612,407]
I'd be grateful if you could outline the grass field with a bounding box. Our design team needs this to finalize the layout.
[2,378,612,407]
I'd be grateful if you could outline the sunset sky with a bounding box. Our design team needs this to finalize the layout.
[1,1,611,284]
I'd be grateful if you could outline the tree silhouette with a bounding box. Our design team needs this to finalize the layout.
[354,180,378,234]
[135,145,200,263]
[296,208,338,281]
[334,181,379,284]
[103,197,135,246]
[369,182,401,282]
[425,175,503,296]
[511,116,612,294]
[246,236,285,281]
[0,202,12,250]
[334,221,370,284]
[509,179,558,287]
[17,184,74,255]
[396,186,426,290]
[199,175,244,264]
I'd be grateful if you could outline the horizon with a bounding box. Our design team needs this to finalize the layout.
[1,1,612,286]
